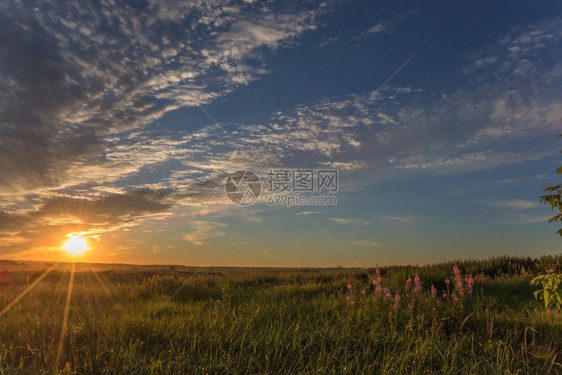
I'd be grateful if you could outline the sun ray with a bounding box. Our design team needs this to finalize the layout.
[91,270,115,303]
[0,262,59,318]
[55,262,76,370]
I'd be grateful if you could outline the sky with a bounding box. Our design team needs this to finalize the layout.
[0,0,561,267]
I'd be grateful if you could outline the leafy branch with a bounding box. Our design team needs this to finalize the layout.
[539,134,562,238]
[530,271,562,311]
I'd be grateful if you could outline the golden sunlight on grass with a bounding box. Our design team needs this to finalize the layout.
[62,235,90,255]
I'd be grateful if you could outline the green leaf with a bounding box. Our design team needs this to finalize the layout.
[548,213,562,223]
[543,289,550,308]
[531,276,543,285]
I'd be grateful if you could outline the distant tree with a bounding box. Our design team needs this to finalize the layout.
[540,134,562,238]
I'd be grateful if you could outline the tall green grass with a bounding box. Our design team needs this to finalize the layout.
[0,255,560,374]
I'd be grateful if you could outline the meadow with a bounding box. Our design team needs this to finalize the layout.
[0,255,561,374]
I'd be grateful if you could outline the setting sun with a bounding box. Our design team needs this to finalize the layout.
[62,236,89,255]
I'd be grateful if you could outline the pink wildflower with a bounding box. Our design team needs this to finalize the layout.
[361,289,366,295]
[346,296,350,301]
[392,295,400,310]
[467,277,474,294]
[413,275,422,294]
[430,284,437,296]
[453,266,460,276]
[383,286,392,298]
[351,301,355,306]
[456,280,464,296]
[347,284,352,290]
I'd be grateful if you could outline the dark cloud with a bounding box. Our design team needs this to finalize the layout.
[0,1,323,194]
[0,188,172,253]
[33,188,173,225]
[0,210,25,233]
[0,9,99,192]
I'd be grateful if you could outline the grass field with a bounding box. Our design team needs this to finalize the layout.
[0,255,561,374]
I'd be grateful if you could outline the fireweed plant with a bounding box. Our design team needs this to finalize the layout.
[345,266,475,326]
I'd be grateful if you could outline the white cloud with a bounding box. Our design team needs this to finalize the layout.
[383,18,562,174]
[295,211,327,216]
[0,1,326,195]
[502,214,553,224]
[330,218,371,226]
[367,22,391,34]
[385,215,417,224]
[364,7,419,36]
[491,200,539,210]
[318,36,338,47]
[182,221,227,245]
[320,161,368,172]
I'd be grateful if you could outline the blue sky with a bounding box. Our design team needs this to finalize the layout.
[0,0,560,266]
